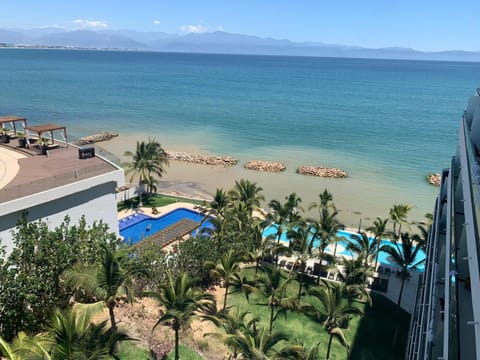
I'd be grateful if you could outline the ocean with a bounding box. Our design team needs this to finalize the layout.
[1,48,479,226]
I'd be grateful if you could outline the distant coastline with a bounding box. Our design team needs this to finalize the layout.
[1,28,480,63]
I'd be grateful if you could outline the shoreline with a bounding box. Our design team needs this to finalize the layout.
[99,133,438,227]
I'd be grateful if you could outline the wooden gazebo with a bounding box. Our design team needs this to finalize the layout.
[0,115,27,134]
[24,123,68,147]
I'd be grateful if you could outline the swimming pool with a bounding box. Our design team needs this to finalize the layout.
[119,208,213,245]
[263,226,425,271]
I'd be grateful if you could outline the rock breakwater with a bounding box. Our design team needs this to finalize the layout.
[75,131,118,145]
[297,166,347,178]
[167,151,238,167]
[244,160,286,173]
[427,173,441,187]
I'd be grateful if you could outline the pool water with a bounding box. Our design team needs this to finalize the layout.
[119,208,213,245]
[263,226,425,271]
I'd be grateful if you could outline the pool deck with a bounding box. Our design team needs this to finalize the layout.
[117,201,199,220]
[117,202,420,313]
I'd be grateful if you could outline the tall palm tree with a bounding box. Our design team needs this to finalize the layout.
[203,188,231,218]
[229,179,265,216]
[256,265,298,334]
[309,189,335,217]
[305,280,363,360]
[366,217,389,269]
[206,250,241,311]
[380,232,425,347]
[311,207,340,284]
[123,138,168,206]
[65,245,137,330]
[287,221,314,300]
[389,204,413,236]
[267,193,303,246]
[347,231,378,268]
[337,257,372,305]
[151,273,215,360]
[380,232,425,308]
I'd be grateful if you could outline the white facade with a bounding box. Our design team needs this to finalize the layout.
[0,157,124,253]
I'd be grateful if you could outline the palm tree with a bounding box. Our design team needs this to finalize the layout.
[123,138,168,206]
[222,327,306,360]
[206,250,241,311]
[47,305,131,360]
[311,207,340,284]
[337,257,372,305]
[256,265,298,334]
[366,217,389,269]
[309,189,335,217]
[0,304,131,360]
[267,193,303,247]
[380,232,425,346]
[389,204,413,236]
[65,245,137,330]
[229,179,265,216]
[380,232,424,308]
[202,188,231,218]
[287,221,314,300]
[151,273,215,360]
[305,280,363,360]
[347,231,378,268]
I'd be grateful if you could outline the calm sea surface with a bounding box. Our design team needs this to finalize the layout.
[1,49,480,224]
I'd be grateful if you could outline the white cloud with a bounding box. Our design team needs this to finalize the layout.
[153,20,161,25]
[180,24,208,34]
[73,19,108,29]
[217,25,224,31]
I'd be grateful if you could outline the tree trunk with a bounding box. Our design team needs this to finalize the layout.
[269,304,275,335]
[108,302,117,330]
[175,327,179,360]
[392,276,406,348]
[297,270,304,300]
[397,277,405,308]
[326,333,333,360]
[223,283,229,311]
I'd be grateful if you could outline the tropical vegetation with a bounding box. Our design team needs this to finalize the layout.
[0,176,428,359]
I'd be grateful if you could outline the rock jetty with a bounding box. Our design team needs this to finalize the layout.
[244,160,286,173]
[75,131,118,145]
[297,166,347,178]
[167,151,238,167]
[427,173,441,187]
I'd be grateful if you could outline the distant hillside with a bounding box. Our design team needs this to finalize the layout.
[1,28,479,62]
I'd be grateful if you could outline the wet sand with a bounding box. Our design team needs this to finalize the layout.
[100,133,437,227]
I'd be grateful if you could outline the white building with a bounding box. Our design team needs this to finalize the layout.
[406,90,480,359]
[0,135,124,253]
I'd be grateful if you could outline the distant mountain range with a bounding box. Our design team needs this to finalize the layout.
[1,27,479,62]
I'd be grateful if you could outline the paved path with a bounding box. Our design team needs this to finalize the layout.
[0,147,25,190]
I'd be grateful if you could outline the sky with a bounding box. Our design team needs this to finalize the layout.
[2,0,480,51]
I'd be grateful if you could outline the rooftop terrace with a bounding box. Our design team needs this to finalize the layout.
[0,137,121,203]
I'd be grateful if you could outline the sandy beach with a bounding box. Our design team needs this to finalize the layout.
[99,133,437,228]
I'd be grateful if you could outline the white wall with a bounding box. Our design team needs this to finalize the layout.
[0,182,120,254]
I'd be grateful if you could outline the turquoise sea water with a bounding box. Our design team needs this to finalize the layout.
[1,49,480,223]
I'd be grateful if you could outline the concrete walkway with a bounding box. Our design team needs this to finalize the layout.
[0,146,25,190]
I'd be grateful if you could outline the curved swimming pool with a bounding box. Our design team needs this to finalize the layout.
[119,208,213,245]
[263,226,425,271]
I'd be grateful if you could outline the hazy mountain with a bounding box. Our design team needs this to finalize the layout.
[39,30,145,49]
[1,27,479,62]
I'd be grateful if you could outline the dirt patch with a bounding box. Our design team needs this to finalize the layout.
[93,287,229,359]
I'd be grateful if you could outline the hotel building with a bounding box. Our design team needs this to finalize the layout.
[406,92,480,359]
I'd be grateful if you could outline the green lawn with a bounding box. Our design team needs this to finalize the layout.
[118,341,153,360]
[118,342,203,360]
[226,268,409,360]
[165,345,204,360]
[117,194,203,211]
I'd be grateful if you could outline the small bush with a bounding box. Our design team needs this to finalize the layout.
[151,341,172,360]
